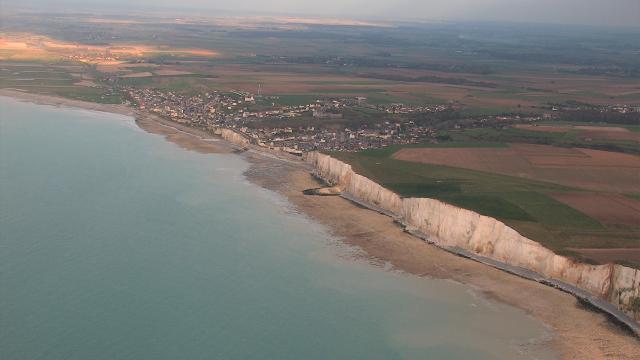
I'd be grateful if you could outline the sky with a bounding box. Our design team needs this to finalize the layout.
[7,0,640,27]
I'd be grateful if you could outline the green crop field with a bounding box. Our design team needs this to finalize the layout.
[271,94,322,106]
[436,127,640,154]
[0,62,123,104]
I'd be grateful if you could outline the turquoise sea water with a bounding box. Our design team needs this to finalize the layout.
[0,96,556,359]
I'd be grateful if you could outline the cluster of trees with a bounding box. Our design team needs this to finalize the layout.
[564,66,640,78]
[559,110,640,125]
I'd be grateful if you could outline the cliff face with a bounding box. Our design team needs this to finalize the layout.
[214,128,250,146]
[612,266,640,318]
[304,151,640,321]
[400,198,613,296]
[347,173,403,214]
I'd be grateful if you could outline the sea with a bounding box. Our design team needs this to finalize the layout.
[0,96,557,359]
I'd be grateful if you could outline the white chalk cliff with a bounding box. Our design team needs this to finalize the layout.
[213,128,250,146]
[304,151,640,322]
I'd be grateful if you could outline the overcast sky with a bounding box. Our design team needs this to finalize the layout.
[7,0,640,27]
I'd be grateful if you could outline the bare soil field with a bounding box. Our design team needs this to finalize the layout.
[392,144,640,193]
[522,146,640,167]
[551,193,640,226]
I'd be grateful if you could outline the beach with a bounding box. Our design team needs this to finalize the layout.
[2,89,638,359]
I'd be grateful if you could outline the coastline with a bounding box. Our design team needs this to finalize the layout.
[247,155,640,359]
[3,90,638,359]
[0,89,235,155]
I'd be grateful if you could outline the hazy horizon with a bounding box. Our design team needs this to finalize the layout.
[3,0,640,28]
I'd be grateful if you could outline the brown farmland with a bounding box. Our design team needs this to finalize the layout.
[551,193,640,226]
[392,144,640,193]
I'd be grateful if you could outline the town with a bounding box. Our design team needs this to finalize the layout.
[125,87,452,153]
[124,86,566,154]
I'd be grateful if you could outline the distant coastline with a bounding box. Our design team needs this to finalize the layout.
[0,89,235,154]
[0,89,136,117]
[2,89,638,359]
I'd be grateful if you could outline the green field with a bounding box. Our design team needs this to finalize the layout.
[331,146,639,266]
[45,87,123,104]
[271,94,322,106]
[437,127,640,154]
[0,63,123,104]
[538,120,640,133]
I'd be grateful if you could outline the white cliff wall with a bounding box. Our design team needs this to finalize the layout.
[612,266,640,318]
[400,198,613,296]
[304,151,640,321]
[346,173,403,215]
[306,152,402,214]
[214,128,250,146]
[307,150,352,186]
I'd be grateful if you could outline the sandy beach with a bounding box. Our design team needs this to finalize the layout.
[2,89,638,359]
